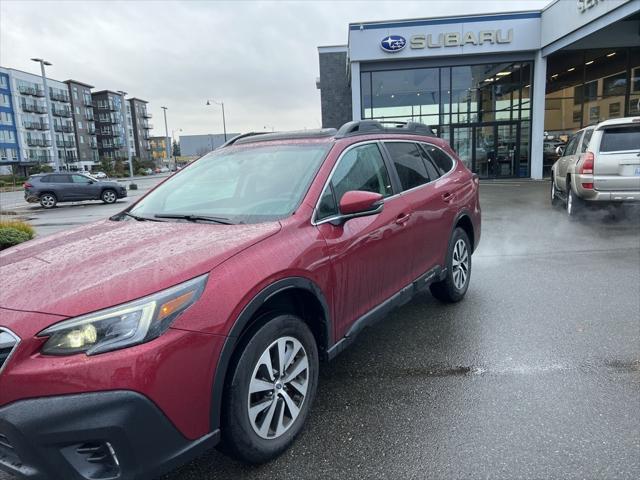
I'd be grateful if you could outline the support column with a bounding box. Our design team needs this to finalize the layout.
[350,61,361,121]
[530,50,547,180]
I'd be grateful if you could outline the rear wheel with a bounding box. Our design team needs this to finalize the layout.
[101,189,117,204]
[430,227,471,303]
[566,184,582,217]
[39,193,57,209]
[550,176,560,207]
[221,314,318,463]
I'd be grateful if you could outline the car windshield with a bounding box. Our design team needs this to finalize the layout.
[129,142,330,224]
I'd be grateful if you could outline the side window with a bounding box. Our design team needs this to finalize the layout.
[422,144,454,176]
[49,174,71,183]
[40,175,51,183]
[580,129,594,153]
[316,143,392,221]
[564,134,580,156]
[72,174,91,183]
[384,142,430,190]
[332,143,393,202]
[316,186,338,221]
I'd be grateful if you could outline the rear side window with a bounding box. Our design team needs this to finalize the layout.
[39,175,50,182]
[564,134,580,156]
[599,126,640,152]
[384,142,430,190]
[48,175,71,183]
[422,144,454,176]
[580,129,594,153]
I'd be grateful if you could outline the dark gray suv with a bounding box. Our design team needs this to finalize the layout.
[24,173,127,209]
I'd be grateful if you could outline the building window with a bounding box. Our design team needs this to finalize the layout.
[0,93,10,107]
[78,121,83,129]
[0,130,16,143]
[0,111,13,126]
[75,106,80,114]
[73,90,78,100]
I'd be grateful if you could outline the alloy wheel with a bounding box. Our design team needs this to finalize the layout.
[247,336,309,440]
[103,191,116,203]
[452,238,469,290]
[41,195,55,208]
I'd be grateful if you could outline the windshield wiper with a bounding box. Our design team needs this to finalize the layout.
[121,211,162,222]
[154,213,234,225]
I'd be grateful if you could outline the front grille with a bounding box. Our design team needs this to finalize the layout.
[0,329,19,374]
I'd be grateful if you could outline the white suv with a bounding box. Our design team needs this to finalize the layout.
[550,117,640,216]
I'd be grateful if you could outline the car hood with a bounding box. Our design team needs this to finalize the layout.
[0,219,281,317]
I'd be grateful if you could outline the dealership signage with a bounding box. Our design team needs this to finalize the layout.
[381,29,513,53]
[577,0,604,13]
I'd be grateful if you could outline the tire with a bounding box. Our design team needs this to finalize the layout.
[430,227,472,303]
[550,176,560,207]
[39,193,57,209]
[566,183,582,217]
[101,189,117,204]
[221,314,319,464]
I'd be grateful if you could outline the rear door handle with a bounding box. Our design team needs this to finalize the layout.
[395,212,411,225]
[441,192,453,202]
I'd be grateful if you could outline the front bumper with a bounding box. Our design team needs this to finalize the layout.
[0,391,219,480]
[117,189,128,198]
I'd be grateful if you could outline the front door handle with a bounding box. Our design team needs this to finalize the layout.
[395,212,411,225]
[442,192,453,202]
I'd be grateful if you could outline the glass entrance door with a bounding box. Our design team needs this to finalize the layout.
[452,122,520,178]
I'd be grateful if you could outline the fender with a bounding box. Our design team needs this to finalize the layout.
[209,276,332,431]
[451,208,477,251]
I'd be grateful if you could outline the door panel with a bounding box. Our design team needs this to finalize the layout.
[315,142,414,340]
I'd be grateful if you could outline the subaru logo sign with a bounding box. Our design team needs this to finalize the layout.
[381,35,406,53]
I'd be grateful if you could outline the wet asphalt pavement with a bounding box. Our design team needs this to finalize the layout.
[1,181,639,479]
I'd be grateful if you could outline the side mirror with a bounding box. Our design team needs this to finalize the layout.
[330,190,384,225]
[555,146,564,156]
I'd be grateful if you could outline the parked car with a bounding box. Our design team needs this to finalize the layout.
[0,121,480,479]
[23,173,127,208]
[143,168,153,175]
[93,171,108,179]
[550,117,640,215]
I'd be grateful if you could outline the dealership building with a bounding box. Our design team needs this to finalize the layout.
[316,0,639,179]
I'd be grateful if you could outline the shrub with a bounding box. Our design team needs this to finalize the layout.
[0,220,35,239]
[0,227,31,250]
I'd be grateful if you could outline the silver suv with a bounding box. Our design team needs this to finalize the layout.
[551,117,640,216]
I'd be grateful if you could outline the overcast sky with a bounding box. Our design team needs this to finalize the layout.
[1,0,550,138]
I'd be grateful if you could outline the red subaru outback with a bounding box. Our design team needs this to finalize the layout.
[0,121,480,480]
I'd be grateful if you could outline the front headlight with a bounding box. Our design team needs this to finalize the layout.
[38,274,208,356]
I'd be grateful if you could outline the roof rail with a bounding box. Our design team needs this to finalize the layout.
[229,128,337,146]
[218,132,270,148]
[335,120,435,139]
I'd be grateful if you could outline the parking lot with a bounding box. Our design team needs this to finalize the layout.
[1,180,639,479]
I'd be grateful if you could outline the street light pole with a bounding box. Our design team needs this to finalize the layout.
[206,99,226,142]
[117,91,134,179]
[31,58,60,172]
[161,106,171,170]
[171,128,182,168]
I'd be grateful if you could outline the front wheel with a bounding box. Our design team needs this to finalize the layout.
[221,314,319,464]
[430,227,472,303]
[101,189,117,204]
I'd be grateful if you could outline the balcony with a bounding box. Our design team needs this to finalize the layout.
[144,141,151,151]
[97,114,118,124]
[21,102,47,114]
[83,97,93,107]
[62,152,78,162]
[18,85,45,97]
[26,137,52,147]
[23,120,49,130]
[85,111,95,121]
[88,124,96,134]
[90,139,98,149]
[54,123,74,133]
[96,100,118,111]
[61,139,75,148]
[143,122,153,130]
[49,89,70,103]
[142,111,152,119]
[28,153,52,163]
[100,127,118,136]
[52,106,72,117]
[100,140,124,149]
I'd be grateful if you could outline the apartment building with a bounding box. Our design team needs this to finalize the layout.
[65,80,99,171]
[0,70,19,172]
[0,67,78,173]
[92,90,129,163]
[149,135,169,163]
[128,98,152,161]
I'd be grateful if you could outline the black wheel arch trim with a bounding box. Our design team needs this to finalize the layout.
[451,209,476,252]
[209,276,332,432]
